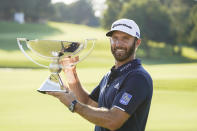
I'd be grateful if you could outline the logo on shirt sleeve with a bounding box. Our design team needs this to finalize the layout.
[119,92,132,105]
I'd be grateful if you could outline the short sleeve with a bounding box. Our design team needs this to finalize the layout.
[89,73,110,103]
[89,85,100,102]
[112,73,151,115]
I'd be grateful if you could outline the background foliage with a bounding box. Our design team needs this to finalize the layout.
[102,0,197,56]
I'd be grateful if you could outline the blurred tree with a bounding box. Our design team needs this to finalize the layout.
[101,0,130,29]
[119,0,174,57]
[70,0,99,26]
[52,2,71,22]
[25,0,54,22]
[69,0,99,26]
[0,0,22,20]
[188,4,197,47]
[0,0,99,26]
[0,0,54,22]
[51,0,99,27]
[177,0,196,7]
[159,0,197,54]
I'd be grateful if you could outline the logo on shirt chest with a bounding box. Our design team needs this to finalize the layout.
[113,83,120,90]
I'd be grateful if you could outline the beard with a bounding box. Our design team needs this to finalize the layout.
[111,42,136,62]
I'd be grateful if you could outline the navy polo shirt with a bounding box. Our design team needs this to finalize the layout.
[89,59,153,131]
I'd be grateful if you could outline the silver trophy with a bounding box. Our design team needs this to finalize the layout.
[17,38,95,94]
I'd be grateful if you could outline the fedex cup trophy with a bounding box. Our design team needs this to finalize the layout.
[17,38,95,93]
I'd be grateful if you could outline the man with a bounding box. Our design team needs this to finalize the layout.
[47,19,153,131]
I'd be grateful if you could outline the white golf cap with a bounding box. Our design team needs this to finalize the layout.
[106,19,140,38]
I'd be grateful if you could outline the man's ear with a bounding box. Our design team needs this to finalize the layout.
[136,39,141,48]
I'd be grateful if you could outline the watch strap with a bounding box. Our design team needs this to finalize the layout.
[68,100,78,112]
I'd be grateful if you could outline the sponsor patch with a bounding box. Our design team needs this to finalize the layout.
[119,92,132,105]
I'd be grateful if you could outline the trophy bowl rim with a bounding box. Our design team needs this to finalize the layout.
[17,37,96,68]
[26,39,85,60]
[27,39,82,43]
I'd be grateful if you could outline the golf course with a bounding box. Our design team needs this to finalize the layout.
[0,21,197,131]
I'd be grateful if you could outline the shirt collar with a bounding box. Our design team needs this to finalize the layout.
[110,59,141,76]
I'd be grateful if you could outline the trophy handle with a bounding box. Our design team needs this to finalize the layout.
[17,38,48,68]
[61,38,96,68]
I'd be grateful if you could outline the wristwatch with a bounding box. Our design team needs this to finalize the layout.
[68,100,78,112]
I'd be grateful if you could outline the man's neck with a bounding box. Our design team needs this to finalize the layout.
[115,56,135,69]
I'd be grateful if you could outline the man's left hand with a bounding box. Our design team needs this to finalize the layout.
[46,91,76,107]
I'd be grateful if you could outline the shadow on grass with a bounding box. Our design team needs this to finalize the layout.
[0,21,61,51]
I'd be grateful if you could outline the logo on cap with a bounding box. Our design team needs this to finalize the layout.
[112,23,132,29]
[136,32,140,38]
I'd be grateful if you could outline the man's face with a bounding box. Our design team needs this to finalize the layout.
[110,31,137,62]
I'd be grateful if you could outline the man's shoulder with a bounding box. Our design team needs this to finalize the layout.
[130,65,152,79]
[125,66,153,89]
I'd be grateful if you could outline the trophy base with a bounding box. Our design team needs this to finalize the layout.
[37,78,67,94]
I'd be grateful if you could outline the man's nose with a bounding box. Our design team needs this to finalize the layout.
[114,40,124,47]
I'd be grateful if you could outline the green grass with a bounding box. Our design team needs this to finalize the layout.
[0,63,197,131]
[145,63,197,91]
[147,90,197,131]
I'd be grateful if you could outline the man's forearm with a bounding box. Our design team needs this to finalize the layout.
[67,70,96,106]
[74,101,117,130]
[68,81,90,104]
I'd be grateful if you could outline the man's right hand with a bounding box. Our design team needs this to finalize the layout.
[60,56,79,84]
[60,56,97,107]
